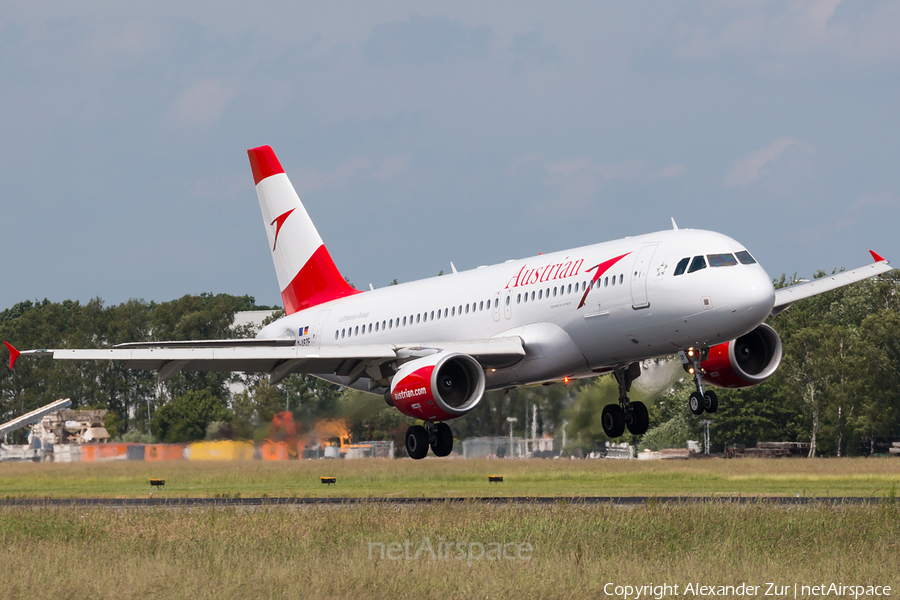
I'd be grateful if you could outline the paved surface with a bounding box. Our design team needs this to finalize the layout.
[0,496,885,508]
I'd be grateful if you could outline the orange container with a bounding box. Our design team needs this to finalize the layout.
[145,444,186,461]
[260,441,291,461]
[81,444,99,462]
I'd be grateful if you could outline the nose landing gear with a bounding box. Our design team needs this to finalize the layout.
[679,348,718,415]
[600,363,650,438]
[405,422,454,459]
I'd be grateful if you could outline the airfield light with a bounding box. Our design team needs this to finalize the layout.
[563,376,569,384]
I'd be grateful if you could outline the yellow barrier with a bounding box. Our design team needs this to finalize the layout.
[187,440,255,461]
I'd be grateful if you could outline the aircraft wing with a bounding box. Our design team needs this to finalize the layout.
[6,337,525,386]
[770,251,893,317]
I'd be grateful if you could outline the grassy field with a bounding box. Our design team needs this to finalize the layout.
[2,459,899,599]
[1,502,898,599]
[1,456,899,499]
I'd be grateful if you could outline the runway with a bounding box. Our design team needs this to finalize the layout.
[0,496,885,508]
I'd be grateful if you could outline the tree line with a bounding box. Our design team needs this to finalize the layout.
[1,269,899,456]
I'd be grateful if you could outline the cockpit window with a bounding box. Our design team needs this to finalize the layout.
[674,257,690,276]
[707,253,738,267]
[735,250,757,265]
[687,255,707,273]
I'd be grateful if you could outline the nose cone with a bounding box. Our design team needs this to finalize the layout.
[726,266,775,324]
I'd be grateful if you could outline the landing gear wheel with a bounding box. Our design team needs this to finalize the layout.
[601,404,626,438]
[689,392,705,415]
[703,391,718,414]
[431,423,453,457]
[626,401,649,435]
[405,425,429,459]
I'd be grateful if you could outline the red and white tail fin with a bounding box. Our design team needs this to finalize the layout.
[247,146,361,314]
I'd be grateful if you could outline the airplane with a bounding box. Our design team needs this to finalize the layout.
[4,145,893,459]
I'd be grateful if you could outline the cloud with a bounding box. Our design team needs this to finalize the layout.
[723,137,812,189]
[527,156,686,215]
[658,0,900,75]
[170,78,234,126]
[293,155,411,196]
[509,31,560,74]
[363,14,491,65]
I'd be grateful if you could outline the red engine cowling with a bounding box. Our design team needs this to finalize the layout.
[700,323,783,389]
[387,352,485,421]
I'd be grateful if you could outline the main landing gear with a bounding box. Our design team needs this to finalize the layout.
[600,363,650,438]
[405,422,453,459]
[679,347,718,415]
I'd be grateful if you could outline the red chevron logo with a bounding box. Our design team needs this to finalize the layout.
[270,208,295,252]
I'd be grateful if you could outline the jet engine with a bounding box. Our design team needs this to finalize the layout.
[700,323,783,389]
[387,352,485,421]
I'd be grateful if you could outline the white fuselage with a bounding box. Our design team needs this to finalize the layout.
[258,228,775,393]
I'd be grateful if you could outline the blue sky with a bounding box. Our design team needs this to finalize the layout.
[2,1,898,310]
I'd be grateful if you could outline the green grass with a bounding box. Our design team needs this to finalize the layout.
[1,456,899,499]
[0,502,898,599]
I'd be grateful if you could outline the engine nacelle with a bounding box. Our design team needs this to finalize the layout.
[387,352,485,421]
[700,323,783,389]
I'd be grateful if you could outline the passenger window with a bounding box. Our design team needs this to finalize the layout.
[402,316,406,326]
[611,276,616,286]
[568,284,572,294]
[494,298,499,309]
[335,331,338,340]
[416,314,420,324]
[369,324,372,333]
[437,310,441,320]
[382,320,386,330]
[619,274,623,285]
[444,308,449,318]
[553,287,557,297]
[688,256,707,273]
[604,277,609,287]
[479,301,484,311]
[341,328,345,338]
[674,257,690,276]
[736,250,757,265]
[538,290,542,300]
[517,294,521,304]
[708,253,738,267]
[355,326,359,336]
[431,311,435,320]
[458,305,462,315]
[388,320,392,329]
[506,295,510,306]
[531,291,535,301]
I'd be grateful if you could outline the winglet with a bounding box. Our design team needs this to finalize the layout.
[869,250,887,263]
[248,145,286,185]
[3,341,20,370]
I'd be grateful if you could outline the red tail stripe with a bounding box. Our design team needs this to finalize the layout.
[248,145,286,185]
[281,245,362,314]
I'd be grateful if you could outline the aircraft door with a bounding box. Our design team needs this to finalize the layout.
[493,292,501,322]
[630,244,658,309]
[311,309,331,347]
[504,289,512,319]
